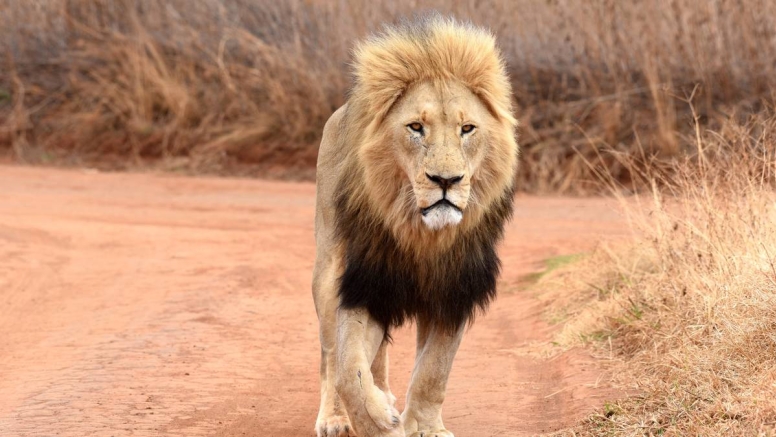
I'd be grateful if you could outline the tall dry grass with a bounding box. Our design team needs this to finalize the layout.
[2,0,776,190]
[538,112,776,434]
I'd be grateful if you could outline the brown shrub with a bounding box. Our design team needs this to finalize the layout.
[538,113,776,435]
[2,0,776,190]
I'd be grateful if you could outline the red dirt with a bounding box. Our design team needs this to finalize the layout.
[0,165,628,436]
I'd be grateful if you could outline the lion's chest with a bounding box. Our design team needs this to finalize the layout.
[337,230,500,334]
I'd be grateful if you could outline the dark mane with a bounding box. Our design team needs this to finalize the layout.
[334,16,518,335]
[335,178,515,335]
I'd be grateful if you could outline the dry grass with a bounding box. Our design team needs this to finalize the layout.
[537,113,776,435]
[3,0,776,190]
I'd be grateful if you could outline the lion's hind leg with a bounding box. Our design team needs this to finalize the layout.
[315,346,353,437]
[314,261,355,437]
[371,337,397,408]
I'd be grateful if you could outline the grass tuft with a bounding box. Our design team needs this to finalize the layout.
[521,253,586,286]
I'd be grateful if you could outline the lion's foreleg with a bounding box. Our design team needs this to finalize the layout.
[401,319,464,437]
[335,307,403,437]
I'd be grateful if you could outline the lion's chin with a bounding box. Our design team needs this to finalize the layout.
[421,204,463,230]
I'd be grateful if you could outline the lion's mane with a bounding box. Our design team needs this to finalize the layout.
[334,15,519,333]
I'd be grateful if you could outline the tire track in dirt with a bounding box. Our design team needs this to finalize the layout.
[0,165,627,436]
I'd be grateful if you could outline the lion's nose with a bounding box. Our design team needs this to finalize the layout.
[426,173,464,191]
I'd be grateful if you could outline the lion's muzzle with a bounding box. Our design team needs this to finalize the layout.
[421,198,463,230]
[419,172,467,230]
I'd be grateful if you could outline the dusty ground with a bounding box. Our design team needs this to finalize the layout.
[0,165,629,436]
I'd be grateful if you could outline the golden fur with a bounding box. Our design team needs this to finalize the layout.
[313,15,519,437]
[339,16,519,256]
[352,17,517,130]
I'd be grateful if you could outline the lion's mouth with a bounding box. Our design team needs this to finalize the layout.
[421,198,462,216]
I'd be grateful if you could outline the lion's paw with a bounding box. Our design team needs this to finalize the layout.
[363,386,402,431]
[408,430,454,437]
[315,415,355,437]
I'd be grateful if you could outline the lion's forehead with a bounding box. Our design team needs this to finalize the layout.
[398,80,486,125]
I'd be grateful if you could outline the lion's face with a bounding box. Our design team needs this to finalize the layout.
[384,81,493,230]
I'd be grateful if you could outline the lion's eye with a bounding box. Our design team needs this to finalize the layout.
[461,124,476,135]
[408,122,424,134]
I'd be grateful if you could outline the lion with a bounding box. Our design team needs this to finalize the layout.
[312,16,519,437]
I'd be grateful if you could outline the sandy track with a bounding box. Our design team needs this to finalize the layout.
[0,165,627,436]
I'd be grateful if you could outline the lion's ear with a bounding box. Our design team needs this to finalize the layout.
[472,86,518,127]
[353,35,421,127]
[423,18,517,127]
[368,88,404,129]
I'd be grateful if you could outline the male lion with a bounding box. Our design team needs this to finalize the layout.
[313,16,518,437]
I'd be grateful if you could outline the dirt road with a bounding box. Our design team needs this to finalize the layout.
[0,165,627,436]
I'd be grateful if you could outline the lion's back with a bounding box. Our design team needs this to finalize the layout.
[315,104,349,250]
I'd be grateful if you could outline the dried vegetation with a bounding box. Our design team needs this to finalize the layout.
[539,112,776,435]
[3,0,776,190]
